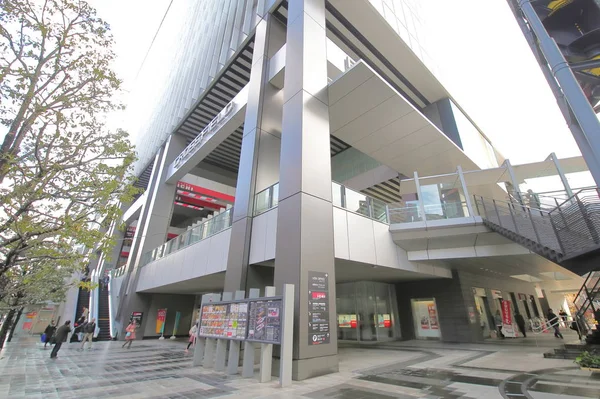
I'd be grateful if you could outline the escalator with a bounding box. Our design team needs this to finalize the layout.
[75,287,90,323]
[97,286,112,341]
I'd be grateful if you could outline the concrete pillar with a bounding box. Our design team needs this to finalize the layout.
[224,16,285,293]
[116,134,187,337]
[273,0,338,380]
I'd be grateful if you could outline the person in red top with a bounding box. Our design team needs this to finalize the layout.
[121,321,138,349]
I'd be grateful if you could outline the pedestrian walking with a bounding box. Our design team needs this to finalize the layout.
[514,313,527,338]
[121,321,137,349]
[559,309,568,327]
[494,310,504,339]
[185,323,198,353]
[43,320,57,349]
[50,321,72,359]
[79,318,96,351]
[547,308,564,339]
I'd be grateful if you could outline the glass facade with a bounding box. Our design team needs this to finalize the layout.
[336,281,400,342]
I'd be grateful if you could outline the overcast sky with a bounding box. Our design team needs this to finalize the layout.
[90,0,593,191]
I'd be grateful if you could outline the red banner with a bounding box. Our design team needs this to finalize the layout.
[156,309,167,334]
[501,300,512,326]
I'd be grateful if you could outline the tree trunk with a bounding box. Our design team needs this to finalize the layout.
[7,307,23,342]
[0,309,16,348]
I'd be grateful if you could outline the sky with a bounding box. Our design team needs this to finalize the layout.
[89,0,594,192]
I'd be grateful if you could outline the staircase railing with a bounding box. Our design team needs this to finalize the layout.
[548,188,600,258]
[475,188,600,261]
[573,270,600,333]
[473,196,563,259]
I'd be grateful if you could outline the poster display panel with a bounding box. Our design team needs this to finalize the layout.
[247,299,282,344]
[199,304,228,338]
[226,302,248,339]
[411,299,441,339]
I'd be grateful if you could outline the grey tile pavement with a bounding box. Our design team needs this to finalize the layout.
[0,336,598,399]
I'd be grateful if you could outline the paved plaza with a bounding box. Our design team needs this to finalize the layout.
[1,333,599,399]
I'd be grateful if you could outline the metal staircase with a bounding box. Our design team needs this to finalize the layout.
[573,270,600,344]
[473,188,600,274]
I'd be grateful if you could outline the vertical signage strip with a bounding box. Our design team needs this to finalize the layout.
[307,271,330,345]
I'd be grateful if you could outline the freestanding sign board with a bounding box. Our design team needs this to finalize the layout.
[130,311,143,326]
[198,297,282,343]
[247,299,282,344]
[193,286,294,387]
[308,271,330,345]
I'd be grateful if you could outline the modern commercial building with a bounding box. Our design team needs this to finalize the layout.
[59,0,597,380]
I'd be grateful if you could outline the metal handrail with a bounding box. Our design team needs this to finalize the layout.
[550,187,600,211]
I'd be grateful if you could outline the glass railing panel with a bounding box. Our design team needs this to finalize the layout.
[332,182,343,207]
[254,183,279,216]
[388,204,423,223]
[344,188,370,217]
[190,224,202,244]
[272,183,279,208]
[371,198,388,223]
[424,201,470,221]
[254,188,271,215]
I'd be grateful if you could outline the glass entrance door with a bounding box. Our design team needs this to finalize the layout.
[336,281,399,342]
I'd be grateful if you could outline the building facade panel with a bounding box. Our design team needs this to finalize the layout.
[88,0,590,381]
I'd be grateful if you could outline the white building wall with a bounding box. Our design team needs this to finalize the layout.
[136,228,231,292]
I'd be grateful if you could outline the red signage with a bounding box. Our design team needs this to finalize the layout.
[311,292,326,300]
[176,181,235,203]
[428,304,439,330]
[501,300,512,325]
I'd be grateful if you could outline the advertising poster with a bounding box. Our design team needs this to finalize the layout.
[156,309,167,334]
[412,299,441,338]
[247,300,282,344]
[501,300,517,338]
[199,304,228,338]
[308,271,331,345]
[130,311,143,326]
[376,314,391,328]
[172,311,181,336]
[338,314,357,328]
[428,304,439,330]
[226,302,248,340]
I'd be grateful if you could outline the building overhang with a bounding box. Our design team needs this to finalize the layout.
[165,85,249,184]
[327,0,450,104]
[328,60,479,177]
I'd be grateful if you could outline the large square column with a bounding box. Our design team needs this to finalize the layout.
[224,16,286,293]
[273,0,338,380]
[116,134,186,337]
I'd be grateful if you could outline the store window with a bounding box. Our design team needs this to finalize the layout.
[336,281,399,342]
[411,298,441,339]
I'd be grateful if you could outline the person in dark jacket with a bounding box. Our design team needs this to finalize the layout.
[547,309,564,339]
[50,321,72,359]
[43,321,57,348]
[514,313,527,338]
[79,318,96,350]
